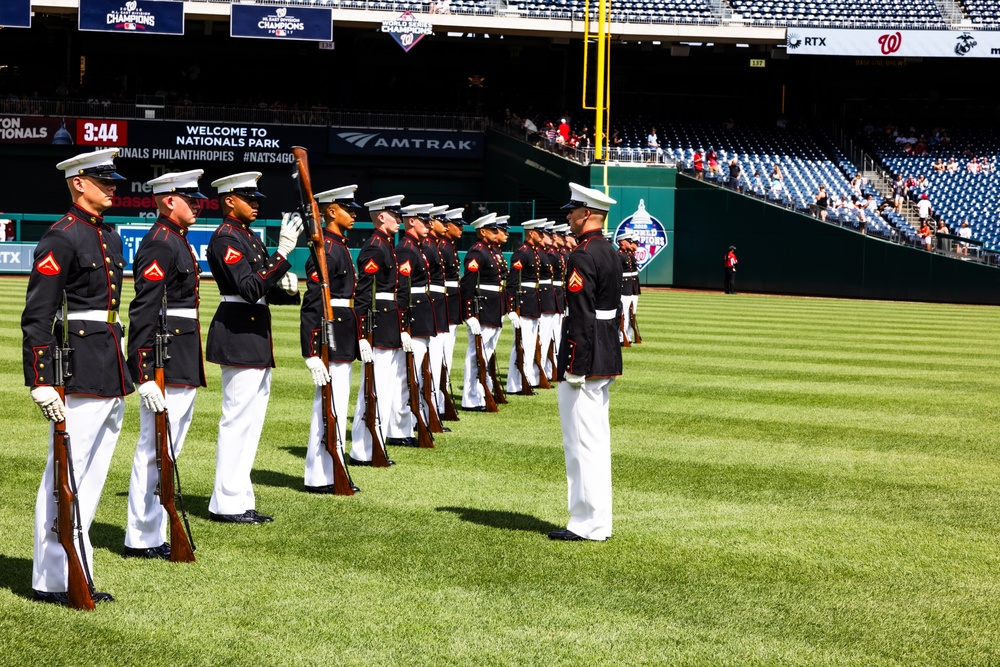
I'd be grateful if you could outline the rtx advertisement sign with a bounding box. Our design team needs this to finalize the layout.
[79,0,185,35]
[329,128,483,159]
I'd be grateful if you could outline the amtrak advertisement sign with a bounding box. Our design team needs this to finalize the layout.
[328,128,483,158]
[0,0,31,28]
[79,0,185,35]
[615,200,668,272]
[231,5,333,42]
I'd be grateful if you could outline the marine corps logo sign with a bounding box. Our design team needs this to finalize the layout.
[381,11,433,53]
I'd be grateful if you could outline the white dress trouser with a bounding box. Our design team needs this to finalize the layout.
[506,316,540,392]
[621,296,633,343]
[125,386,197,548]
[305,361,351,486]
[209,366,271,516]
[462,325,501,408]
[539,313,558,378]
[558,377,615,541]
[351,348,402,461]
[33,395,125,592]
[428,333,445,415]
[393,336,430,436]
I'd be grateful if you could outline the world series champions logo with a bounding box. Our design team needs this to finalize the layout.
[381,11,433,53]
[614,200,667,272]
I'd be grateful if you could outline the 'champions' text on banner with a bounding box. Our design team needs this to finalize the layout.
[230,5,333,42]
[79,0,185,35]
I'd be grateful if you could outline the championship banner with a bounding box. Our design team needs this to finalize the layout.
[0,117,76,145]
[230,5,333,42]
[79,0,185,35]
[785,28,1000,58]
[329,127,482,158]
[119,225,264,274]
[382,11,433,53]
[614,200,668,272]
[0,0,31,28]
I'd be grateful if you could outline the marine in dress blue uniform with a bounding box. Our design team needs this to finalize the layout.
[537,222,560,381]
[551,183,623,542]
[22,148,131,604]
[617,231,637,344]
[460,213,504,410]
[350,195,406,463]
[205,171,304,523]
[300,184,367,492]
[124,170,208,558]
[504,218,547,392]
[426,205,452,421]
[440,208,466,410]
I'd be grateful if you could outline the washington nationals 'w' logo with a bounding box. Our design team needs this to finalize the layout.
[878,32,902,55]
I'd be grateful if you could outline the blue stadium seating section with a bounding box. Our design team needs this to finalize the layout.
[959,0,1000,24]
[729,0,945,26]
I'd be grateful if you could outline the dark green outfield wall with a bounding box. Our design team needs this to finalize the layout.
[673,175,1000,305]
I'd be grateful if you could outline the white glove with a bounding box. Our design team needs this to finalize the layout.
[564,372,586,387]
[400,331,413,353]
[279,271,298,295]
[138,381,166,413]
[358,338,373,363]
[507,312,521,329]
[304,356,330,386]
[30,386,65,422]
[465,317,481,336]
[277,212,304,257]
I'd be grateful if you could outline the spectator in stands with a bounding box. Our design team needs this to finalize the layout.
[957,220,972,256]
[610,129,622,149]
[918,219,933,251]
[692,147,704,178]
[812,185,829,221]
[728,157,742,192]
[707,148,721,179]
[750,170,765,196]
[647,128,662,164]
[912,138,928,156]
[770,164,783,199]
[865,193,879,218]
[932,157,947,172]
[558,118,570,145]
[946,156,959,173]
[967,159,981,175]
[849,173,865,197]
[855,198,868,235]
[915,174,930,194]
[545,123,557,149]
[936,219,951,252]
[917,193,933,222]
[892,174,906,213]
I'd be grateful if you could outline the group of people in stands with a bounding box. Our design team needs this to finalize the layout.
[507,110,594,161]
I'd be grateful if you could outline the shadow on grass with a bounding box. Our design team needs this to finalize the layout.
[279,445,307,459]
[0,554,33,599]
[436,507,560,534]
[253,469,304,493]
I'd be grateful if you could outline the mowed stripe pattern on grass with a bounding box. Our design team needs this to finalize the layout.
[1,275,999,666]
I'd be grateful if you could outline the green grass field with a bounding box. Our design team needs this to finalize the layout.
[2,275,1000,666]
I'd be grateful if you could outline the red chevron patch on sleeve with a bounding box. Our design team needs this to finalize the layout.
[309,271,319,282]
[467,259,479,272]
[223,246,243,264]
[567,269,584,293]
[398,260,412,276]
[142,260,165,281]
[363,259,379,274]
[512,260,523,270]
[35,252,61,276]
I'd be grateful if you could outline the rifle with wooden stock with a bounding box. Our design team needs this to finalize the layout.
[420,352,445,432]
[292,146,357,491]
[533,330,552,389]
[472,278,499,412]
[53,291,96,610]
[153,291,197,560]
[630,302,642,344]
[511,267,534,396]
[404,275,435,448]
[620,309,632,348]
[363,280,392,467]
[438,359,460,420]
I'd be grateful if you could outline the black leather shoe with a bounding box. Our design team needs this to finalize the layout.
[386,437,416,447]
[209,511,258,524]
[347,456,371,466]
[548,529,585,541]
[33,589,114,605]
[123,545,170,560]
[440,426,452,432]
[306,484,362,494]
[461,406,487,412]
[245,509,273,523]
[158,542,171,558]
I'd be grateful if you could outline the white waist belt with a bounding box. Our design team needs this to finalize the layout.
[553,281,564,286]
[623,271,638,277]
[478,284,502,292]
[58,309,120,324]
[165,308,198,319]
[595,309,616,320]
[445,280,459,288]
[520,281,539,288]
[539,279,552,285]
[428,285,446,293]
[330,298,353,308]
[221,295,266,305]
[375,292,396,301]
